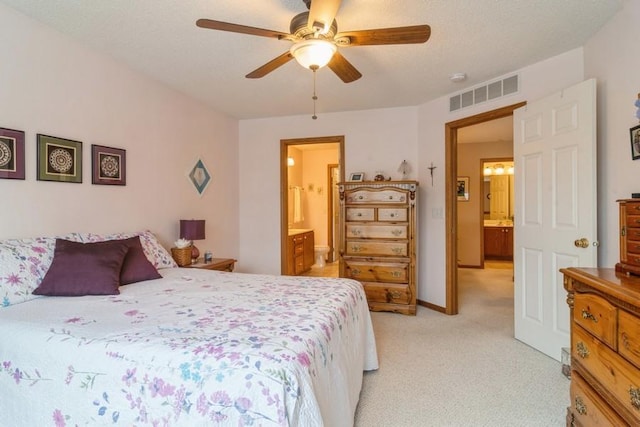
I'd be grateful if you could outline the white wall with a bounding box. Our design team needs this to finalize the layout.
[417,48,585,307]
[0,4,240,259]
[584,0,640,268]
[239,107,418,274]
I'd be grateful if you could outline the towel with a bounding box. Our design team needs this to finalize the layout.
[293,186,303,223]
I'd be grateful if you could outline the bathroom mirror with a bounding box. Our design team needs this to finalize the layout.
[482,160,514,221]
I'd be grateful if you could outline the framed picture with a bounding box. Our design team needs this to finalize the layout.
[349,172,365,182]
[457,176,470,201]
[0,127,25,180]
[631,124,640,160]
[187,158,211,196]
[37,134,82,183]
[92,144,126,185]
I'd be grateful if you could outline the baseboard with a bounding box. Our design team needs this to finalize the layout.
[457,264,482,269]
[417,299,446,313]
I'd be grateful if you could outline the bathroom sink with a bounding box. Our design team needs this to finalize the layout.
[483,220,513,227]
[288,228,313,236]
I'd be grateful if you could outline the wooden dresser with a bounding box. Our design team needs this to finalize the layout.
[562,267,640,426]
[338,181,418,315]
[616,199,640,276]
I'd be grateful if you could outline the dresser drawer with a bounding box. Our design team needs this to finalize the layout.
[573,325,640,424]
[570,371,628,427]
[619,309,640,370]
[626,229,640,241]
[346,189,407,204]
[626,240,640,255]
[345,240,407,256]
[346,208,375,221]
[346,224,407,239]
[362,282,411,305]
[624,253,640,267]
[626,215,640,228]
[378,208,407,222]
[343,260,408,283]
[574,293,617,349]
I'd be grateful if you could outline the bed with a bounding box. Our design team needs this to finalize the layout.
[0,231,378,426]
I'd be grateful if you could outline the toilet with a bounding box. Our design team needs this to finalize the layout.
[314,245,330,268]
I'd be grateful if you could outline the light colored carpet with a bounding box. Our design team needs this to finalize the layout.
[354,266,569,427]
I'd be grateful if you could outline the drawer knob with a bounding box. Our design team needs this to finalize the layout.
[357,213,362,217]
[388,291,402,299]
[576,341,589,359]
[391,271,401,278]
[358,195,364,200]
[581,309,598,323]
[630,386,640,410]
[391,229,402,236]
[390,213,395,217]
[350,268,361,276]
[392,247,403,254]
[351,245,362,252]
[574,396,587,415]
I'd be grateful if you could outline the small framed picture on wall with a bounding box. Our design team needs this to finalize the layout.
[631,124,640,160]
[37,134,83,183]
[457,176,470,201]
[0,127,25,180]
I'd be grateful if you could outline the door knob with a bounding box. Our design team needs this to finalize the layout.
[574,238,589,248]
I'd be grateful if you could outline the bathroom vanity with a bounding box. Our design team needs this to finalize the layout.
[286,229,314,275]
[483,220,513,260]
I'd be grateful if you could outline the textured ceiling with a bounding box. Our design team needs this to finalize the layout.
[0,0,623,120]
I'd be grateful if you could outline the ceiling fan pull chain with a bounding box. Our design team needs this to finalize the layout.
[311,65,319,120]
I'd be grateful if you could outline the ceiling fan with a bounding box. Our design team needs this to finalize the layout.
[196,0,431,83]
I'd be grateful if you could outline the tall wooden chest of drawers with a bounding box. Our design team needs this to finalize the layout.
[339,181,418,315]
[616,199,640,276]
[562,267,640,426]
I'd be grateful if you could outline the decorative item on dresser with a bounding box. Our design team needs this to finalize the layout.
[616,199,640,276]
[562,267,640,426]
[339,180,418,315]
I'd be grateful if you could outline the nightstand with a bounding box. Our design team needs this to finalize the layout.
[183,258,236,272]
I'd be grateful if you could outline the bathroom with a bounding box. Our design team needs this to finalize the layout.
[286,141,341,277]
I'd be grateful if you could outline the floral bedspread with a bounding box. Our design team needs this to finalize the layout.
[0,268,378,427]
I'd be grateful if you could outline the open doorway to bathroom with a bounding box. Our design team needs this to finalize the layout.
[280,136,345,278]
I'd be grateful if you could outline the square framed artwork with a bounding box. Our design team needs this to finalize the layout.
[0,127,25,180]
[92,144,126,185]
[187,158,211,196]
[457,176,470,201]
[349,172,365,182]
[631,124,640,160]
[37,134,82,183]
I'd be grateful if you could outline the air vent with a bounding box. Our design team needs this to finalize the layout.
[449,74,519,112]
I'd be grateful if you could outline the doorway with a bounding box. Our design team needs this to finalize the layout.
[280,136,345,276]
[445,102,526,315]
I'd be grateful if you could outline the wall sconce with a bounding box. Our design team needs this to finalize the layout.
[180,219,205,263]
[287,157,295,167]
[494,164,505,175]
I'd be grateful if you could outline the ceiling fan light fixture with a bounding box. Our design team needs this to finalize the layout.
[290,39,337,70]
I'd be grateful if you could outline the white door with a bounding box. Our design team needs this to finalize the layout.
[513,79,597,361]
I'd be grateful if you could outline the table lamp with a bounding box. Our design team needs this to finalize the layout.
[180,219,205,264]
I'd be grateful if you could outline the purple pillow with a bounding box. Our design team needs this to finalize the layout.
[33,239,129,296]
[119,236,161,285]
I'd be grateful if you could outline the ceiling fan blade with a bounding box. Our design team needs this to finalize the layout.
[328,51,362,83]
[307,0,342,34]
[336,25,431,46]
[196,19,292,40]
[245,52,294,79]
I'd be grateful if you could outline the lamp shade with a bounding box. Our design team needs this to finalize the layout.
[290,39,337,69]
[180,219,205,241]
